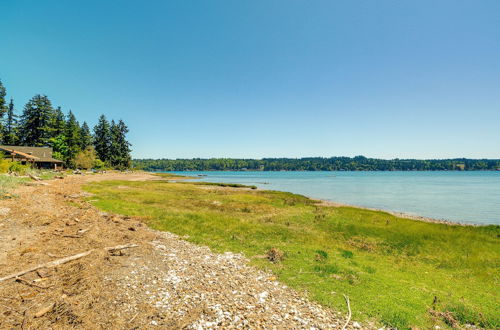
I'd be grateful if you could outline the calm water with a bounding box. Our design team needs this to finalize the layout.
[167,171,500,225]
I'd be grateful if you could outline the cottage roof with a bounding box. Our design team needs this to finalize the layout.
[0,145,64,163]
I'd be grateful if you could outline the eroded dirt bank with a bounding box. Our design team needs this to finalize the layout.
[0,172,363,329]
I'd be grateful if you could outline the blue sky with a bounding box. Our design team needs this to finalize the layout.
[1,0,499,159]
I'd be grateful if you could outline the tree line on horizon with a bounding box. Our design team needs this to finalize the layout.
[133,156,500,171]
[0,79,131,169]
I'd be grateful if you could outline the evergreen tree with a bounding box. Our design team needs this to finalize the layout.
[0,80,7,117]
[109,119,132,169]
[51,107,66,138]
[93,114,111,163]
[19,95,55,146]
[3,99,19,145]
[79,121,93,149]
[117,119,132,168]
[0,80,9,142]
[64,110,81,165]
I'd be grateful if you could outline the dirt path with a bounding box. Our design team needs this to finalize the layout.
[0,173,364,329]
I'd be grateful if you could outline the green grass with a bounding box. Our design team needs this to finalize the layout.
[84,180,500,329]
[0,175,30,197]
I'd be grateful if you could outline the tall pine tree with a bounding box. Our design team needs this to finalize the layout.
[64,111,81,164]
[93,115,111,163]
[0,80,9,142]
[116,119,132,168]
[79,121,93,149]
[3,99,19,145]
[19,95,55,146]
[51,107,66,138]
[109,120,132,169]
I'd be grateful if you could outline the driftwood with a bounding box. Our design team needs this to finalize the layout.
[63,228,91,238]
[0,250,93,283]
[0,244,139,283]
[341,294,351,330]
[104,243,139,252]
[34,302,55,318]
[28,173,42,181]
[15,277,52,289]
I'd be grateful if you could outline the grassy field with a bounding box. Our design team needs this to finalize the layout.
[84,179,499,329]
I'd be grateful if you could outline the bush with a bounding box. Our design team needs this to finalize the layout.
[266,247,285,263]
[8,162,32,175]
[74,147,97,170]
[93,158,106,170]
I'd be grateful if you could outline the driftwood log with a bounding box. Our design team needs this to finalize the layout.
[0,244,139,283]
[28,173,42,181]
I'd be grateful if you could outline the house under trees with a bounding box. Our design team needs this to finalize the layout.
[0,145,64,169]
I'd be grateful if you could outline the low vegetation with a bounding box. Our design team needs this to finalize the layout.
[84,179,499,329]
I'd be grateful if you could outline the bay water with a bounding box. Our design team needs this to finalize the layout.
[167,171,500,225]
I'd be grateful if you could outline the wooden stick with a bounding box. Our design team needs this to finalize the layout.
[21,310,28,330]
[104,243,139,252]
[341,294,351,330]
[0,250,93,283]
[128,312,139,323]
[0,244,139,283]
[28,173,42,181]
[15,277,52,289]
[34,302,55,318]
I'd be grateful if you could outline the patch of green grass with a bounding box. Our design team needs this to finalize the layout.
[0,175,29,197]
[84,180,500,329]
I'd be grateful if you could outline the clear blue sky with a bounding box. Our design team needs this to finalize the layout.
[1,0,499,159]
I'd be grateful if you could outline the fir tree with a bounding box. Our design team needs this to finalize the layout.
[19,95,55,146]
[116,119,132,168]
[93,114,111,163]
[79,121,93,149]
[0,80,9,141]
[3,99,19,145]
[51,107,66,138]
[0,80,7,117]
[109,119,132,168]
[64,110,81,164]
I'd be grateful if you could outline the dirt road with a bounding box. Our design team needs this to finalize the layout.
[0,173,362,329]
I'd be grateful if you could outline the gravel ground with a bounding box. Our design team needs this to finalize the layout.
[109,230,367,329]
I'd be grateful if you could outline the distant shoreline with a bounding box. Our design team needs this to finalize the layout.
[134,156,500,172]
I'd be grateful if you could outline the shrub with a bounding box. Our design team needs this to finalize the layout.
[74,147,97,170]
[93,158,106,170]
[8,162,31,175]
[266,247,285,263]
